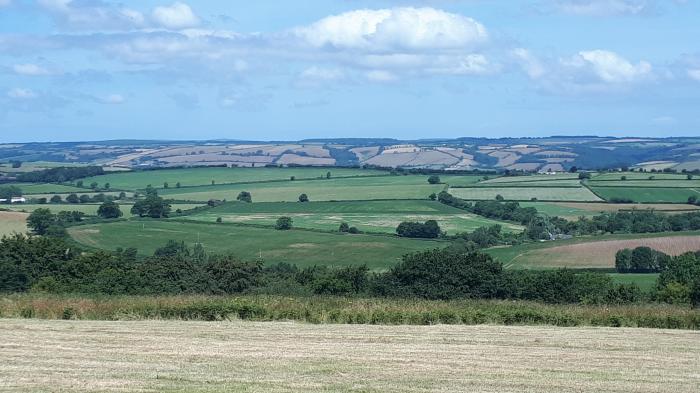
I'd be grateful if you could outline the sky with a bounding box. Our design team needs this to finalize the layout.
[0,0,699,142]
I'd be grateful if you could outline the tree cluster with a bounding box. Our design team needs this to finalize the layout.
[396,220,441,238]
[17,166,104,183]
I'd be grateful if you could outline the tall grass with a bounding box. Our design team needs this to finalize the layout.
[1,294,698,329]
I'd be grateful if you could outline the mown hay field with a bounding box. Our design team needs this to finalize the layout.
[80,167,389,190]
[487,231,700,269]
[449,186,602,201]
[67,220,444,269]
[0,211,28,236]
[159,175,446,202]
[591,187,700,203]
[1,319,698,393]
[187,200,523,234]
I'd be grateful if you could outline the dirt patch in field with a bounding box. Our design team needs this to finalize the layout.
[521,236,700,268]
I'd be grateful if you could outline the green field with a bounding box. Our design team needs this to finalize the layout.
[5,203,203,215]
[591,187,700,203]
[0,161,86,174]
[3,182,86,194]
[186,200,523,234]
[609,273,659,291]
[68,220,444,269]
[80,167,389,190]
[588,180,700,188]
[479,174,581,184]
[519,202,600,218]
[449,186,601,201]
[160,175,445,202]
[593,172,692,181]
[438,174,488,186]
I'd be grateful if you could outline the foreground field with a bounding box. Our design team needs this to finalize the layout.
[487,231,700,269]
[67,220,442,268]
[1,319,698,393]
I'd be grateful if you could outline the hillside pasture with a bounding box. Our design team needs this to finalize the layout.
[591,187,699,203]
[479,174,580,184]
[487,231,700,269]
[4,203,202,215]
[588,179,700,188]
[2,319,698,393]
[593,172,691,181]
[159,175,445,202]
[187,200,524,234]
[79,167,388,190]
[2,182,86,194]
[520,202,700,219]
[0,211,28,236]
[449,186,602,202]
[67,220,443,269]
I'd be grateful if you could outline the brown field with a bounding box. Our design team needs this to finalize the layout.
[521,236,700,268]
[0,211,28,236]
[1,319,698,393]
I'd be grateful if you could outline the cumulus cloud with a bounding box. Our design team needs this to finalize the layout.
[565,50,652,83]
[7,88,37,99]
[511,48,547,79]
[294,7,488,52]
[151,2,200,30]
[13,63,52,76]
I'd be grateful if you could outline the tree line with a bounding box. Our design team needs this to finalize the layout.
[16,166,104,183]
[2,234,698,307]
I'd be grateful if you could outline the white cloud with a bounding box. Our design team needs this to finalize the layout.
[365,70,399,82]
[7,88,37,99]
[38,0,146,30]
[688,69,700,82]
[13,63,51,76]
[552,0,653,16]
[0,0,11,7]
[295,7,488,52]
[563,50,652,83]
[100,94,125,104]
[151,2,200,30]
[300,66,345,82]
[512,48,547,79]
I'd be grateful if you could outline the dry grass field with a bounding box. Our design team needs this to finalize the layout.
[0,211,28,236]
[511,236,700,268]
[1,319,698,393]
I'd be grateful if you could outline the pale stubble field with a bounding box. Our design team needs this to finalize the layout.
[1,319,698,393]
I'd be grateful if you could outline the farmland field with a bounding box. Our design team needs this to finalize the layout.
[590,187,700,203]
[80,167,389,190]
[67,220,444,269]
[2,319,698,393]
[520,201,700,219]
[449,186,601,201]
[486,231,700,269]
[588,180,700,188]
[4,203,203,215]
[3,182,86,194]
[593,172,692,181]
[160,175,446,202]
[609,273,659,291]
[0,211,28,236]
[479,174,581,184]
[186,200,524,234]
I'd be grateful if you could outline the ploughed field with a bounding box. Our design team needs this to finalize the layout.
[1,319,698,393]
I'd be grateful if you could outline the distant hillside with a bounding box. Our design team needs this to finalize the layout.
[1,137,699,173]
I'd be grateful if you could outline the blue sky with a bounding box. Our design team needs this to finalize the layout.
[0,0,699,142]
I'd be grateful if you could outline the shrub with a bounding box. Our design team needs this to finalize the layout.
[298,193,309,202]
[237,191,252,203]
[275,217,293,230]
[427,175,440,184]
